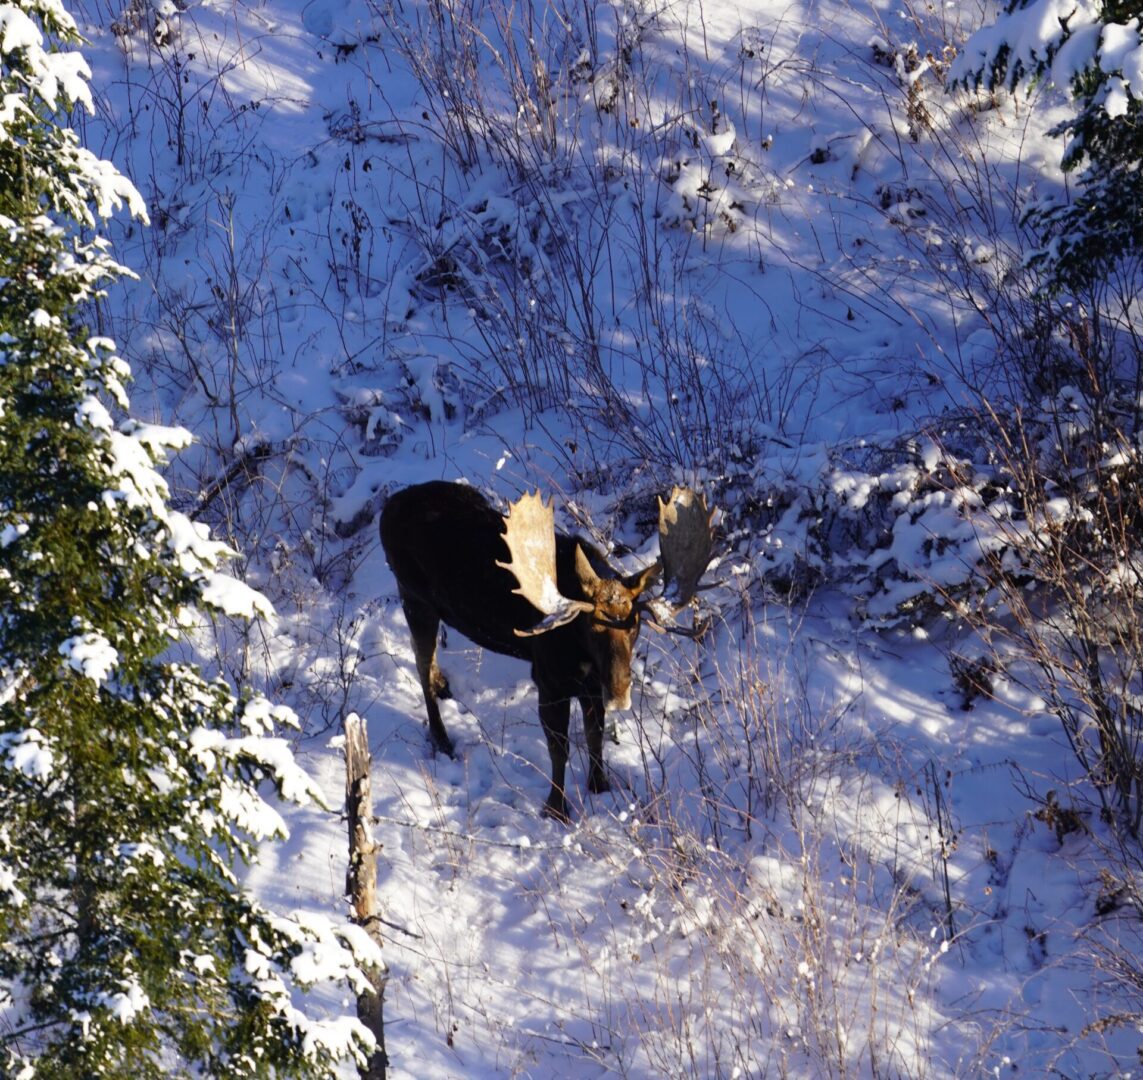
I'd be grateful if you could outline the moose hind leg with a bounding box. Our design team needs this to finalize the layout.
[401,598,454,757]
[539,696,572,822]
[582,696,611,795]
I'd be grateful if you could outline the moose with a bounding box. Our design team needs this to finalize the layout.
[380,480,713,821]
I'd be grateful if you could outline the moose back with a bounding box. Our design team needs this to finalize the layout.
[380,480,711,821]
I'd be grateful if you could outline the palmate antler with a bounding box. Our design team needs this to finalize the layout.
[497,491,594,635]
[657,486,714,606]
[641,486,714,632]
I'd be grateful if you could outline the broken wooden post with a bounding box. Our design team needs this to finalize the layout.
[344,712,388,1079]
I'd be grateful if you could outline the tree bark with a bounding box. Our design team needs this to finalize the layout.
[344,712,388,1079]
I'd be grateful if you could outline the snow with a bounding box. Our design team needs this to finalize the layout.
[59,630,118,684]
[117,841,165,868]
[0,729,53,779]
[89,980,150,1024]
[0,862,26,904]
[2,0,1136,1071]
[1052,22,1104,85]
[0,7,43,54]
[335,921,386,971]
[199,571,276,621]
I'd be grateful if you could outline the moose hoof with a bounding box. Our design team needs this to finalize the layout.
[542,792,572,824]
[587,771,611,795]
[428,728,456,759]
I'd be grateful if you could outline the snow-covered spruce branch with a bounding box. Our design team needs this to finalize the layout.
[0,3,381,1074]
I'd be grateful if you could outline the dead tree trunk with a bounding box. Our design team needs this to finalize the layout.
[344,712,388,1079]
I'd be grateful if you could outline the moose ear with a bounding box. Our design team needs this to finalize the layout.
[574,544,602,592]
[623,561,661,596]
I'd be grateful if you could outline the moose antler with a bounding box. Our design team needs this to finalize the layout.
[640,486,714,631]
[658,486,714,605]
[498,490,593,636]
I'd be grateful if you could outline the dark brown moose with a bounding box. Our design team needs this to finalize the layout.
[380,481,713,821]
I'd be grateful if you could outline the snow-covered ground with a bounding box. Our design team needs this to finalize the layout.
[73,0,1140,1072]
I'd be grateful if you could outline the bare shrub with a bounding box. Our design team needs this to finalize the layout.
[594,615,954,1078]
[952,365,1143,836]
[843,0,1143,841]
[366,0,794,467]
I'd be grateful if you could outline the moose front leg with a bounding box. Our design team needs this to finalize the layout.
[399,596,454,758]
[538,695,572,822]
[581,695,611,796]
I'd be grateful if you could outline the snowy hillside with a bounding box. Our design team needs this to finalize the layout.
[65,0,1143,1072]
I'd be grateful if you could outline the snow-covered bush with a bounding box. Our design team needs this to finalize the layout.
[0,1,379,1073]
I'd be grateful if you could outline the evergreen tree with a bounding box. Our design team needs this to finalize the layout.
[0,1,379,1074]
[953,0,1143,289]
